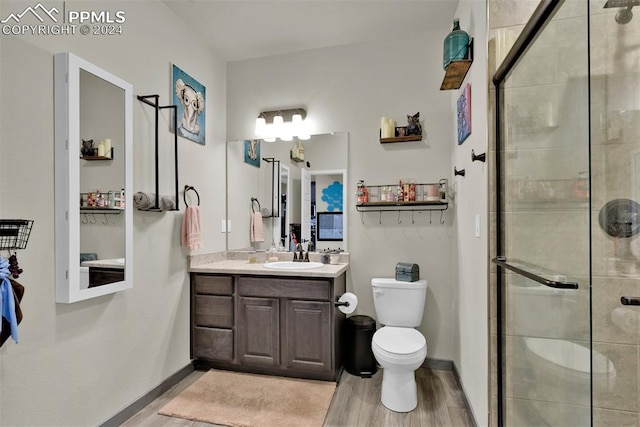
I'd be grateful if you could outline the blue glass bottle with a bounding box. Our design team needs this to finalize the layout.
[443,18,469,70]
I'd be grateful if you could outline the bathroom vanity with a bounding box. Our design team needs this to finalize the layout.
[189,260,347,381]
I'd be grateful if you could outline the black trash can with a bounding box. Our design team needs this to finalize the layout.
[343,315,377,378]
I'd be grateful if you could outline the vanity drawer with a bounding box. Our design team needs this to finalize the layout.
[193,327,233,361]
[194,295,233,328]
[238,277,330,301]
[194,274,233,295]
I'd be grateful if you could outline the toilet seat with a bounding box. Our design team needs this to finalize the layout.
[372,326,427,361]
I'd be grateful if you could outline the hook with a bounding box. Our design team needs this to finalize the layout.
[379,211,382,225]
[89,214,97,224]
[397,211,402,224]
[454,166,466,177]
[102,214,108,225]
[471,149,486,163]
[440,210,445,224]
[429,210,432,225]
[411,211,415,225]
[81,214,88,224]
[360,211,364,224]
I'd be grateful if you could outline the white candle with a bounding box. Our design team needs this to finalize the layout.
[97,141,105,157]
[103,139,112,158]
[380,117,386,137]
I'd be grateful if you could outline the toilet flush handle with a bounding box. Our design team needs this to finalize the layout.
[373,289,384,295]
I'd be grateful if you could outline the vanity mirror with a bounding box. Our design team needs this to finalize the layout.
[54,52,133,303]
[226,132,348,252]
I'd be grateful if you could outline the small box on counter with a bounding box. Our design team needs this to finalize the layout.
[395,262,420,282]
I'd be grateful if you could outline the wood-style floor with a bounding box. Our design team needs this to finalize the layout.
[120,367,475,427]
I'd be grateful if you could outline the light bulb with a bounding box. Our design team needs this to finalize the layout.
[255,116,266,137]
[272,113,284,137]
[291,113,303,136]
[297,121,310,140]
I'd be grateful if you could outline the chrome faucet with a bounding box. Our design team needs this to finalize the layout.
[293,241,312,262]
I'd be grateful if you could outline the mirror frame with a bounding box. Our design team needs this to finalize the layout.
[54,52,133,303]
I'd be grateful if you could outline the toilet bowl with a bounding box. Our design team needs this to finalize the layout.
[525,337,616,407]
[371,278,428,412]
[372,326,427,412]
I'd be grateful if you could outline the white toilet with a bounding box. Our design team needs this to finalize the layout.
[371,277,428,412]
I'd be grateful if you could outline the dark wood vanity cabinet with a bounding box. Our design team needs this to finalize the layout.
[190,272,346,381]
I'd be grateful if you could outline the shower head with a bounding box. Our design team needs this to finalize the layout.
[604,0,639,24]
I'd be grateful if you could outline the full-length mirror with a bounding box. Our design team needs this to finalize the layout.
[227,132,348,252]
[54,52,133,303]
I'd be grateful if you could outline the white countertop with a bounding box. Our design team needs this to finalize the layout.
[81,258,125,270]
[189,259,348,278]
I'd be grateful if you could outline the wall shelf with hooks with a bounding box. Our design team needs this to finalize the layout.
[355,181,449,224]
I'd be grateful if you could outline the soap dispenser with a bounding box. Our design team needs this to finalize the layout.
[268,242,278,262]
[443,18,469,70]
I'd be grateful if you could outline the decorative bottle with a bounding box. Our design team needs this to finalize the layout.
[443,18,469,70]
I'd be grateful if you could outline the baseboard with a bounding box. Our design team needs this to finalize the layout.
[451,361,479,427]
[422,356,453,371]
[99,363,194,427]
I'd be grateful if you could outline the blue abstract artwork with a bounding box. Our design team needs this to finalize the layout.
[457,83,471,145]
[321,181,343,212]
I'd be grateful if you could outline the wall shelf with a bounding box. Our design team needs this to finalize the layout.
[80,206,124,214]
[81,148,114,161]
[356,181,449,224]
[380,135,422,144]
[440,38,473,91]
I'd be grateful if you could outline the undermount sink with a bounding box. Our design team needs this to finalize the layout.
[263,261,325,270]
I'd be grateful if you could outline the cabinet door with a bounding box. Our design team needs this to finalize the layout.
[237,297,280,367]
[285,300,332,373]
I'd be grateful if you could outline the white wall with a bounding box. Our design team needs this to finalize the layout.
[451,1,489,425]
[228,30,458,360]
[0,1,226,425]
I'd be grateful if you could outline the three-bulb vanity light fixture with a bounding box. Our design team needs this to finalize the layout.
[255,108,310,142]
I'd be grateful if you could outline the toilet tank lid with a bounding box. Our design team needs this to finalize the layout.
[372,278,427,289]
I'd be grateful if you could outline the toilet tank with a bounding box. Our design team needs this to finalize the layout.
[371,278,428,327]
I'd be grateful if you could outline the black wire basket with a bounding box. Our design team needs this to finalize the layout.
[0,219,34,250]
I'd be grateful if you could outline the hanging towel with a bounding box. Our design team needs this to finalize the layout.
[181,206,202,250]
[250,211,264,243]
[0,279,23,348]
[0,257,19,345]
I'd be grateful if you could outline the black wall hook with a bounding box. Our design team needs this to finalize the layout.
[454,167,466,177]
[471,149,486,163]
[184,185,200,207]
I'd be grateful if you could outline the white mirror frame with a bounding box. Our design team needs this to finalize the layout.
[54,52,133,303]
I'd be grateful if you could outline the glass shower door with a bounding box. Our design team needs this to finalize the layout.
[589,1,640,424]
[495,0,593,425]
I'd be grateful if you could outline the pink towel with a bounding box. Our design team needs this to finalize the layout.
[250,211,264,243]
[181,206,202,250]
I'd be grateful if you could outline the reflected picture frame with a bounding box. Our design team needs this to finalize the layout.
[243,139,260,167]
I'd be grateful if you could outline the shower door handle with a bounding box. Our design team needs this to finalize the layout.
[492,257,579,289]
[621,296,640,306]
